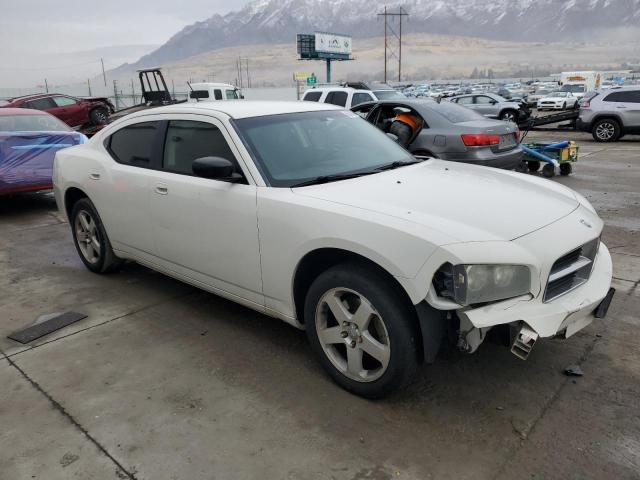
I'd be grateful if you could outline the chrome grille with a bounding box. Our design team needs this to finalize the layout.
[544,238,599,302]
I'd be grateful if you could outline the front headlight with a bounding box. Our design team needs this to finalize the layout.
[433,263,531,306]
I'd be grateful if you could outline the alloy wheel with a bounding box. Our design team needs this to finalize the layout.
[595,122,615,140]
[503,112,516,122]
[75,210,101,264]
[315,288,391,382]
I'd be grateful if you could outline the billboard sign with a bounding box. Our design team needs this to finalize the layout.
[315,32,352,56]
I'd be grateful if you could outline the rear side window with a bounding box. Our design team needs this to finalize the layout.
[53,96,77,107]
[430,102,485,123]
[455,96,474,105]
[352,93,374,107]
[214,89,223,100]
[24,97,57,110]
[189,90,209,99]
[107,121,159,167]
[603,91,640,103]
[163,120,237,176]
[325,91,348,107]
[303,91,322,102]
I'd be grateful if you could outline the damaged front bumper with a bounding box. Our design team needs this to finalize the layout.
[456,242,613,356]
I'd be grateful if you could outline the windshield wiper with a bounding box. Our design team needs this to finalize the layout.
[375,158,425,171]
[290,171,378,188]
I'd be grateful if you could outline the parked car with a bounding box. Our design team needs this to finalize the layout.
[537,91,579,110]
[187,82,243,102]
[2,93,114,128]
[577,86,640,142]
[448,93,530,123]
[0,108,85,195]
[351,99,523,170]
[302,87,376,108]
[526,88,554,106]
[54,101,614,398]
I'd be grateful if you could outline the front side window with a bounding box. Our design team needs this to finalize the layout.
[163,120,237,176]
[325,91,348,107]
[303,91,322,102]
[53,96,78,107]
[24,97,57,110]
[214,89,223,100]
[234,110,413,187]
[225,89,239,100]
[107,121,159,167]
[351,93,374,107]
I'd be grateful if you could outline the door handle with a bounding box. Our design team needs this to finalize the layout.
[616,106,627,109]
[154,184,168,195]
[89,172,100,180]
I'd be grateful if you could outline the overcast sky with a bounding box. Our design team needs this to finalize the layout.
[0,0,252,87]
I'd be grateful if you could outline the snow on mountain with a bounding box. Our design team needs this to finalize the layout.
[132,0,640,68]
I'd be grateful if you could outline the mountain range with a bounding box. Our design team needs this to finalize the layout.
[130,0,640,70]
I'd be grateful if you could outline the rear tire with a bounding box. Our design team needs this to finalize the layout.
[71,198,122,273]
[562,102,567,110]
[591,118,621,142]
[304,263,419,399]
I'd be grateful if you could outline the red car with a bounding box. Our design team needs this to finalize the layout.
[1,93,114,128]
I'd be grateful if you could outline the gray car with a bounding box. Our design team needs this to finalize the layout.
[448,93,530,123]
[576,86,640,142]
[352,99,523,169]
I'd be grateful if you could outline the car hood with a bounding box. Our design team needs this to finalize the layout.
[293,160,580,244]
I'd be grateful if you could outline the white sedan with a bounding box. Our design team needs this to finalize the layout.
[537,91,579,110]
[53,101,614,398]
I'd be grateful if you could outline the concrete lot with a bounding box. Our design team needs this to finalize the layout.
[1,130,639,480]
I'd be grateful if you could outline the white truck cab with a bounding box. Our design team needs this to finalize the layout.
[187,82,243,102]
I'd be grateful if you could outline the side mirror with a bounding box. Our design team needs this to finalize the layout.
[192,156,241,181]
[490,100,498,105]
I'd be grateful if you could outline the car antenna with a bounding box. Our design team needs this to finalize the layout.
[187,81,199,102]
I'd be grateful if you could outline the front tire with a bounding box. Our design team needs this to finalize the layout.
[71,198,122,273]
[592,118,621,142]
[304,263,419,399]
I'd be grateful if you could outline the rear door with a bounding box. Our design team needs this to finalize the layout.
[603,90,640,128]
[100,120,161,255]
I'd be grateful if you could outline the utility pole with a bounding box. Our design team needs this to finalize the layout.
[101,58,107,87]
[87,78,92,96]
[113,79,119,110]
[245,59,250,88]
[131,78,135,104]
[377,7,409,83]
[44,78,49,93]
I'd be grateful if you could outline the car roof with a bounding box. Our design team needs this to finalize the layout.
[305,87,367,93]
[126,101,342,120]
[0,107,51,116]
[7,93,66,102]
[190,82,236,89]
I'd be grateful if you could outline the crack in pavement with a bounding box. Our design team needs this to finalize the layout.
[0,349,139,479]
[491,331,604,480]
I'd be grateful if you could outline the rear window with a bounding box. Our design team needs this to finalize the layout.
[603,90,640,103]
[107,121,159,167]
[190,90,209,99]
[429,102,485,123]
[0,113,72,132]
[325,91,348,107]
[373,90,405,100]
[303,91,322,102]
[581,91,599,103]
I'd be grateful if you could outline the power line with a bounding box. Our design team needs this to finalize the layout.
[377,6,409,83]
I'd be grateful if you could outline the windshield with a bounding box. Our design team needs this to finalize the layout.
[549,91,567,97]
[429,102,485,123]
[226,89,240,100]
[234,110,414,187]
[373,90,405,100]
[0,113,72,132]
[562,84,586,93]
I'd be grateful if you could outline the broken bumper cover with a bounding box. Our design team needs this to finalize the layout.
[459,242,613,338]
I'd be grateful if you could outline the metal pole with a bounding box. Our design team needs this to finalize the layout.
[399,7,402,82]
[246,59,250,88]
[326,59,331,83]
[113,80,119,110]
[101,58,107,87]
[384,6,387,83]
[44,78,49,93]
[131,78,135,104]
[87,78,92,96]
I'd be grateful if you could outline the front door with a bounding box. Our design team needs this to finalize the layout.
[148,117,264,307]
